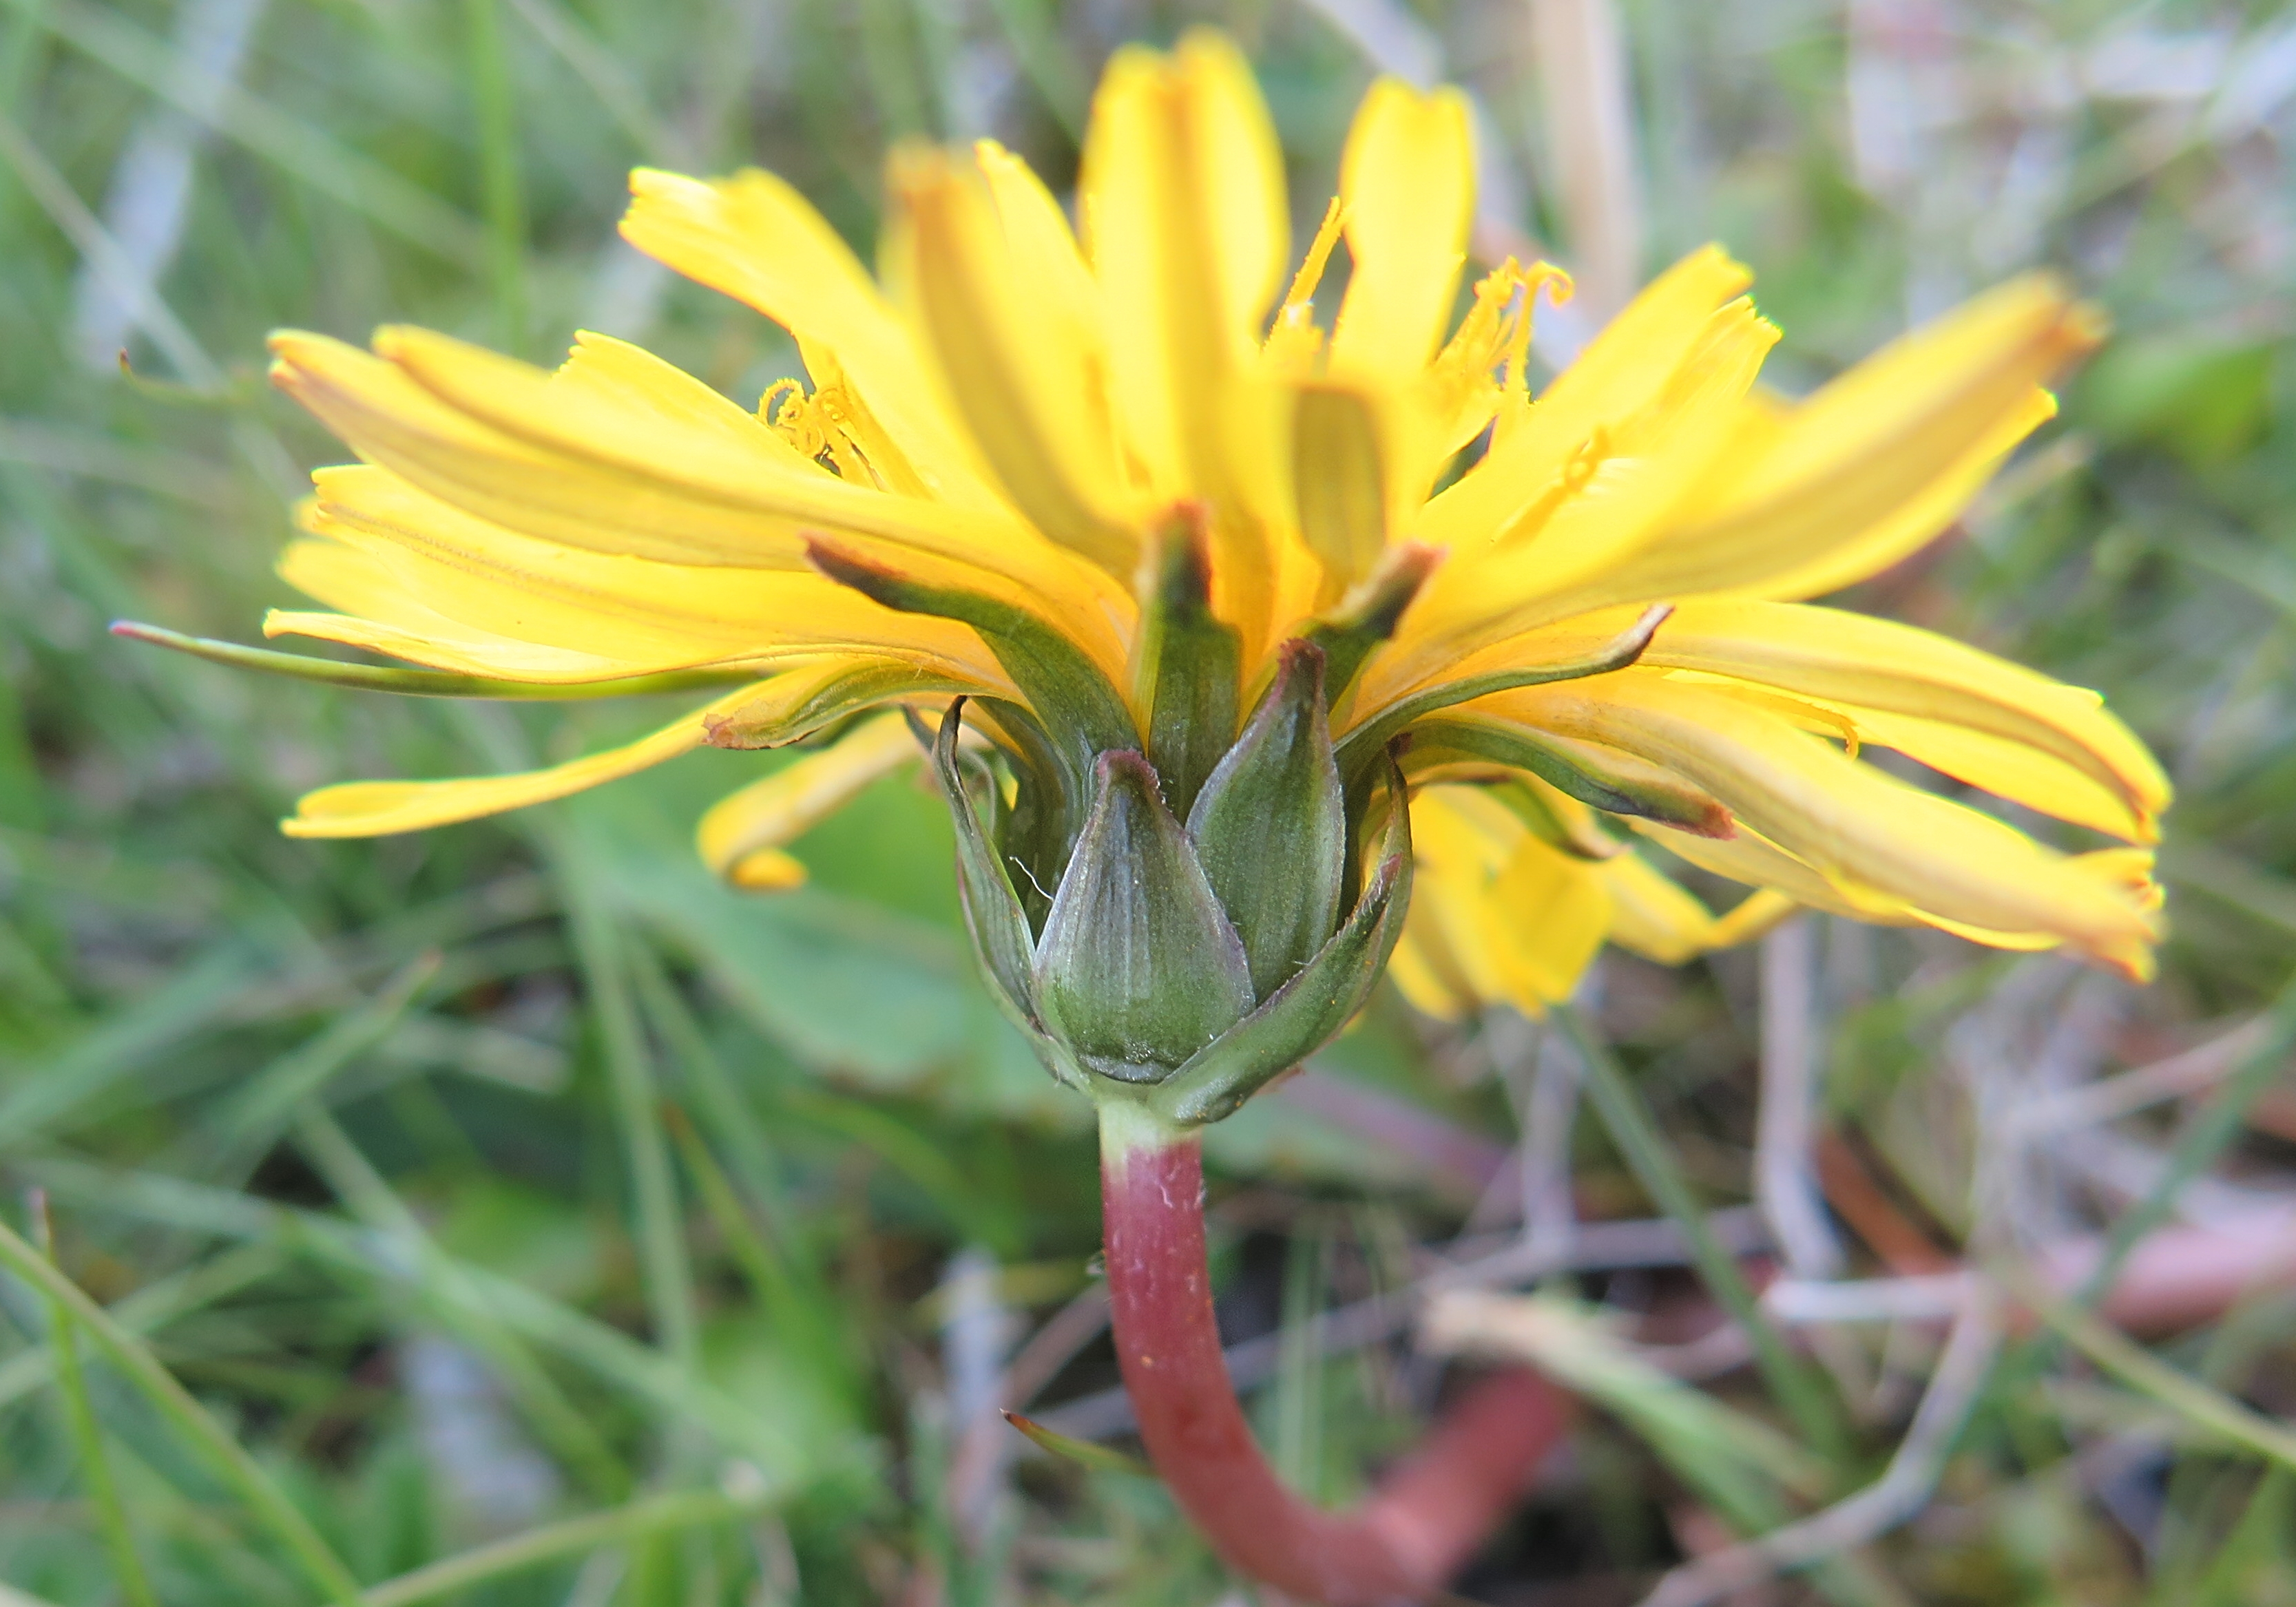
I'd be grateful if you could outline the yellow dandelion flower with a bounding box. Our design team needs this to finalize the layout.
[143,30,2164,1082]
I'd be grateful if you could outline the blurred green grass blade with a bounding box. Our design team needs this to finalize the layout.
[1269,1226,1326,1496]
[2080,969,2296,1307]
[0,1239,278,1413]
[0,914,72,1029]
[30,1196,160,1607]
[1556,1006,1851,1464]
[0,70,301,494]
[499,0,678,162]
[0,660,43,832]
[855,0,932,139]
[979,0,1087,136]
[2025,1286,2296,1473]
[665,1101,797,1311]
[561,868,699,1367]
[286,1100,630,1501]
[461,0,528,351]
[209,952,438,1160]
[388,1255,818,1485]
[1,461,159,644]
[1429,1292,1895,1607]
[0,947,253,1153]
[28,1155,824,1479]
[359,1485,780,1607]
[784,1086,1017,1253]
[641,947,868,1409]
[111,623,757,701]
[1443,1294,1826,1503]
[0,417,242,503]
[6,0,482,262]
[2163,841,2296,937]
[2192,1467,2292,1607]
[662,1101,860,1415]
[0,106,216,383]
[630,945,791,1231]
[0,1582,70,1607]
[1003,1410,1153,1478]
[0,1212,366,1607]
[0,0,42,113]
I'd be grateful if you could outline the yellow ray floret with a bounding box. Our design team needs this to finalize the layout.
[285,689,760,839]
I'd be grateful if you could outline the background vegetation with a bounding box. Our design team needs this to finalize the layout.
[3,0,2295,1601]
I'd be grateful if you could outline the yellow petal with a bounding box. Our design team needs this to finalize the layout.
[284,689,760,839]
[1082,33,1287,481]
[1349,600,1662,733]
[888,147,1139,574]
[974,141,1105,362]
[1598,850,1796,964]
[1487,831,1612,1010]
[271,328,800,567]
[382,326,1009,571]
[1642,600,2168,839]
[1289,381,1391,602]
[271,331,885,568]
[1824,703,2147,843]
[1383,923,1475,1022]
[617,167,994,506]
[269,538,652,682]
[1081,30,1289,643]
[1390,788,1517,1020]
[1596,850,1730,964]
[1635,813,2092,963]
[1419,245,1753,556]
[1488,671,2160,974]
[1706,887,1802,948]
[1634,818,1897,924]
[721,848,808,892]
[270,330,1131,680]
[1395,786,1609,1016]
[1606,275,2099,601]
[697,711,923,885]
[1329,80,1474,378]
[289,468,1017,689]
[1394,300,1780,684]
[263,609,636,683]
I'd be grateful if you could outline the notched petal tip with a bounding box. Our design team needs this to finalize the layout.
[264,329,339,394]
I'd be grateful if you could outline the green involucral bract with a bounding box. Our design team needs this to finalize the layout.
[1032,749,1256,1083]
[923,628,1416,1121]
[1187,642,1346,1002]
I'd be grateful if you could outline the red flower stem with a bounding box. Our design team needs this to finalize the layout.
[1099,1104,1570,1605]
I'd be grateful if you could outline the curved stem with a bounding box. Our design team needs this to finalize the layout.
[1099,1104,1570,1604]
